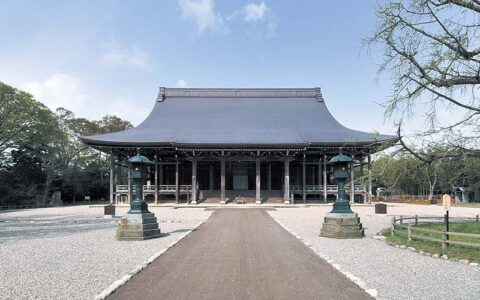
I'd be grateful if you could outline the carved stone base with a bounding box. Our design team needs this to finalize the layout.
[116,212,161,241]
[320,213,365,239]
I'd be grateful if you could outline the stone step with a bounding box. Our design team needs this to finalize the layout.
[118,223,160,231]
[323,217,361,225]
[120,216,158,225]
[117,228,161,238]
[116,233,163,241]
[320,229,364,239]
[323,223,362,231]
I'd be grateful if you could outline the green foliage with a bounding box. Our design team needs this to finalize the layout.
[0,82,132,207]
[0,82,57,153]
[372,152,480,200]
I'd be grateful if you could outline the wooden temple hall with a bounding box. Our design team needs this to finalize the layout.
[81,88,397,205]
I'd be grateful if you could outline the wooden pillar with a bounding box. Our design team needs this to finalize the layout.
[175,159,179,204]
[368,154,372,203]
[284,159,290,204]
[191,158,197,204]
[127,165,132,204]
[323,153,327,202]
[209,162,214,191]
[220,157,226,204]
[318,158,322,191]
[154,156,158,204]
[256,158,261,204]
[267,163,272,191]
[350,155,355,204]
[109,154,115,205]
[302,153,306,203]
[158,162,163,201]
[311,166,315,186]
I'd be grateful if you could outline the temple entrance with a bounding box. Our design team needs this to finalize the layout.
[232,162,249,190]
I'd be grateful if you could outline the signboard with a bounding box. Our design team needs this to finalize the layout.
[442,194,451,211]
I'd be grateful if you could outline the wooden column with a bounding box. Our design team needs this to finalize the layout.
[154,156,158,204]
[323,153,327,202]
[267,163,272,191]
[109,154,115,205]
[302,154,306,204]
[350,155,355,204]
[220,157,226,204]
[256,158,261,204]
[368,154,372,203]
[284,159,290,204]
[175,159,179,204]
[127,165,132,204]
[318,158,322,193]
[191,158,197,204]
[209,162,214,191]
[311,166,315,186]
[158,162,163,201]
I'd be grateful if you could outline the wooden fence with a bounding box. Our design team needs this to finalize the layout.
[391,215,480,250]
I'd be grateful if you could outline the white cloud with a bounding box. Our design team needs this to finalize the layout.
[101,43,152,69]
[243,2,268,22]
[228,1,276,38]
[176,79,188,87]
[22,73,87,114]
[178,0,227,35]
[20,73,153,125]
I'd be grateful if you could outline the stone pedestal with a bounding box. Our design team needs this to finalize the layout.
[116,212,161,241]
[320,213,365,239]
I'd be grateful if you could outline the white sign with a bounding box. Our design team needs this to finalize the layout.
[442,194,451,211]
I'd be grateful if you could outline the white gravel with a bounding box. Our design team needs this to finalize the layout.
[0,206,211,300]
[268,203,480,300]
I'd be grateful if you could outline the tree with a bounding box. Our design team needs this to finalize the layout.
[366,0,480,160]
[0,82,56,154]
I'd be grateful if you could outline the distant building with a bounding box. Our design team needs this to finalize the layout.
[81,87,398,204]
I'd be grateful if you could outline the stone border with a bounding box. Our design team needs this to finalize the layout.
[378,236,480,267]
[270,217,379,299]
[93,219,207,300]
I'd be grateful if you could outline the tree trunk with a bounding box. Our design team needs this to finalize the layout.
[427,165,438,203]
[42,174,52,207]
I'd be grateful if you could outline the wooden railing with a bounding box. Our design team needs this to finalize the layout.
[289,184,366,193]
[391,215,480,249]
[116,184,192,194]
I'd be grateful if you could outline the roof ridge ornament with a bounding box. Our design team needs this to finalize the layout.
[157,87,166,102]
[315,87,324,102]
[160,88,322,98]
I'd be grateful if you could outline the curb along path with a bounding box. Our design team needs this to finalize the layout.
[108,209,372,300]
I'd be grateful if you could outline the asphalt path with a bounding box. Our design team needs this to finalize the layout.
[108,209,371,300]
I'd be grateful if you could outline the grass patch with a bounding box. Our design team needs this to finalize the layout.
[382,222,480,263]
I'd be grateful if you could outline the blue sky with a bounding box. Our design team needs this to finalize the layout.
[0,0,397,135]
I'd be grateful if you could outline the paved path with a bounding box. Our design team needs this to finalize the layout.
[108,209,371,300]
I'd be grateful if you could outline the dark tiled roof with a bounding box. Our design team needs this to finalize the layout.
[81,87,397,148]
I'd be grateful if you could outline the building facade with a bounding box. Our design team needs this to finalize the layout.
[81,88,397,205]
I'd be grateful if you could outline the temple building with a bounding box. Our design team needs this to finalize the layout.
[81,87,398,205]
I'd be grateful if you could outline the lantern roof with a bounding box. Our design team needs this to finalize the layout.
[329,150,354,164]
[128,153,154,165]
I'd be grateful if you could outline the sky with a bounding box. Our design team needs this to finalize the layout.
[0,0,400,135]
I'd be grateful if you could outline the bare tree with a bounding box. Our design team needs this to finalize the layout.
[366,0,480,159]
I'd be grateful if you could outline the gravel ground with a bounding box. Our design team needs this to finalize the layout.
[0,206,211,300]
[268,204,480,300]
